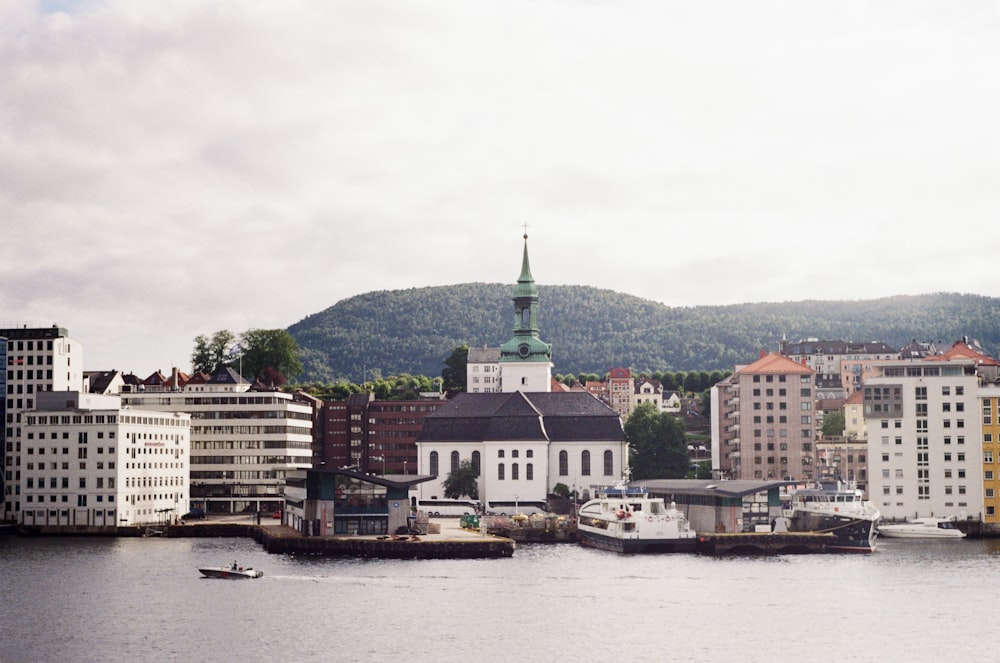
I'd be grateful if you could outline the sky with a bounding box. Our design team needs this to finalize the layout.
[2,0,999,376]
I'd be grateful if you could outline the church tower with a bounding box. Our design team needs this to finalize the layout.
[499,233,552,392]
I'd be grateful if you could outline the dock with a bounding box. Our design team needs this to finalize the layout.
[161,517,516,559]
[696,531,836,556]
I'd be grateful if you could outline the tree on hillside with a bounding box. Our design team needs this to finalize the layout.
[441,345,468,396]
[442,460,479,500]
[625,402,689,480]
[191,330,237,374]
[240,328,303,383]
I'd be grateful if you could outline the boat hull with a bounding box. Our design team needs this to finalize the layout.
[577,528,698,554]
[787,512,878,553]
[879,521,965,539]
[879,530,964,539]
[198,567,263,579]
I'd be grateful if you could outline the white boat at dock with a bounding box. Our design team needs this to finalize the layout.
[576,483,698,554]
[879,518,966,539]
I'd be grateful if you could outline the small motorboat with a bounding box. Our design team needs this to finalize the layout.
[879,517,966,539]
[199,563,263,579]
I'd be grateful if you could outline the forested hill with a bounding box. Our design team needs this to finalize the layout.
[287,286,1000,384]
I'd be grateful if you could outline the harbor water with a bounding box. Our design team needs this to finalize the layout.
[2,533,999,663]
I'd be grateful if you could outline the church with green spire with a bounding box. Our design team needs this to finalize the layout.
[498,233,553,392]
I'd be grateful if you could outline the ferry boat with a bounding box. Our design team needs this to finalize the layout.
[879,517,966,539]
[783,477,881,553]
[576,484,698,554]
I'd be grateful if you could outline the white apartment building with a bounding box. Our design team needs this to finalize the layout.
[467,346,500,393]
[3,325,84,521]
[864,359,983,521]
[120,367,313,515]
[21,391,191,529]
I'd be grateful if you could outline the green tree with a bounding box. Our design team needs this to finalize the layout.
[442,460,479,500]
[191,330,237,374]
[441,345,468,396]
[552,482,571,499]
[822,409,846,437]
[625,401,689,480]
[239,328,303,383]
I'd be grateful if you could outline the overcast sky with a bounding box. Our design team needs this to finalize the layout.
[2,0,999,375]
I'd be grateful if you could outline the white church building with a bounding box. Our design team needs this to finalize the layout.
[418,235,627,506]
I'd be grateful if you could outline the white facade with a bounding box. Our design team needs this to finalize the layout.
[21,391,190,528]
[498,361,552,394]
[415,392,627,507]
[467,347,501,394]
[416,437,626,506]
[121,376,313,514]
[3,326,84,520]
[864,360,983,521]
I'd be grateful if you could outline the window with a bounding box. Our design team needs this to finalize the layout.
[581,450,591,476]
[559,450,568,476]
[429,451,439,476]
[511,463,519,481]
[526,463,533,481]
[497,463,505,481]
[471,451,481,477]
[604,450,613,476]
[915,386,927,400]
[451,451,460,473]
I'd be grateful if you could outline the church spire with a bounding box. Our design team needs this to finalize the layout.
[500,232,551,372]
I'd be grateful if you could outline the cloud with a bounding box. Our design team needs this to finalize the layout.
[2,0,1000,372]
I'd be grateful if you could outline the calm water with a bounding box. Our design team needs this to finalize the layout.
[2,533,1000,663]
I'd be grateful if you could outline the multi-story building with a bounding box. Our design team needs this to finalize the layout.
[863,358,983,521]
[120,366,312,515]
[607,368,632,419]
[2,325,84,521]
[778,338,897,396]
[21,391,190,529]
[467,346,501,393]
[979,385,1000,524]
[816,438,869,494]
[843,390,867,441]
[317,393,445,475]
[633,377,664,412]
[711,352,817,481]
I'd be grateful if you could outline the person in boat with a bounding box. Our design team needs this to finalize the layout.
[232,560,238,571]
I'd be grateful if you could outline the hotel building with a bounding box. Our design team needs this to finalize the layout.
[21,391,190,529]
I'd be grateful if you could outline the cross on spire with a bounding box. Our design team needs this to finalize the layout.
[522,222,529,239]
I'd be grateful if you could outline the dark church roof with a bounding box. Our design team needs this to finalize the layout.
[416,391,624,443]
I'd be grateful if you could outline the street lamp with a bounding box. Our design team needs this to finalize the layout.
[515,494,519,516]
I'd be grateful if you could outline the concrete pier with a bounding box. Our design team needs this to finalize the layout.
[163,516,516,559]
[696,531,836,556]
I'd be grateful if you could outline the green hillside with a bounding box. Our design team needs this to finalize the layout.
[287,286,1000,383]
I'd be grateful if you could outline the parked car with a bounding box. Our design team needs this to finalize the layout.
[181,508,205,520]
[272,510,282,519]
